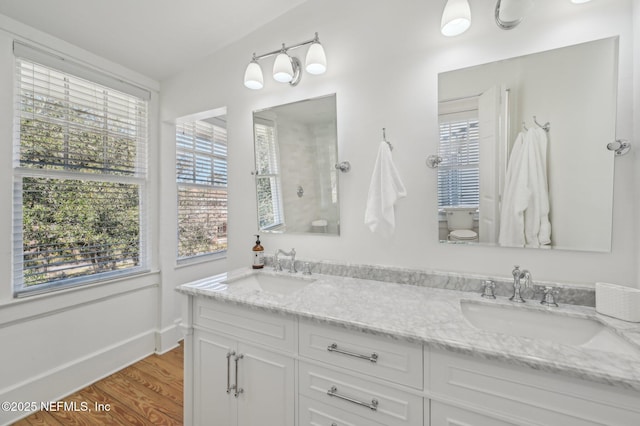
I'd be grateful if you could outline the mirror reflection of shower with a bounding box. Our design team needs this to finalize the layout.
[253,94,340,235]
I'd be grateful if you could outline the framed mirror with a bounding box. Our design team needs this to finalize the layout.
[437,37,618,252]
[253,94,339,235]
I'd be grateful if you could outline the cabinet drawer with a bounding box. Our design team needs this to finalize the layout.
[299,320,423,389]
[431,401,516,426]
[299,361,423,426]
[194,298,295,352]
[299,395,387,426]
[430,349,640,426]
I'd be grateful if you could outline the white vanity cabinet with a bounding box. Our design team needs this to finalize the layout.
[182,291,640,426]
[186,298,296,426]
[428,348,640,426]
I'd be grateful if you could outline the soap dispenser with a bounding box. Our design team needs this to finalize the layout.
[252,235,264,269]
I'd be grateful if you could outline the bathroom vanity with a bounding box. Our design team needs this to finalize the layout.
[177,265,640,425]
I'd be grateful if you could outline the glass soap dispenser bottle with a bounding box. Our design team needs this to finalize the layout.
[252,234,264,269]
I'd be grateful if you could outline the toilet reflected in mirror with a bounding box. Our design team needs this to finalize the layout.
[445,207,478,242]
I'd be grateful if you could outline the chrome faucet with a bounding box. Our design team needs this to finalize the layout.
[510,265,530,303]
[274,248,296,273]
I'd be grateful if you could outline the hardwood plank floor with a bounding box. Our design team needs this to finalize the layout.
[13,342,184,426]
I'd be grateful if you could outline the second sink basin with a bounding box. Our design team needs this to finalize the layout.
[224,272,315,295]
[460,300,639,356]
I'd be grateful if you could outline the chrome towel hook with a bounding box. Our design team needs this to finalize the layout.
[607,139,631,156]
[426,155,443,169]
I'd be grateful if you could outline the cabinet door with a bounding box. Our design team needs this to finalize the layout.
[236,342,295,426]
[193,331,237,426]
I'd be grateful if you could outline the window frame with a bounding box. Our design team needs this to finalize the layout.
[253,118,285,231]
[12,47,150,297]
[175,118,228,263]
[437,97,481,212]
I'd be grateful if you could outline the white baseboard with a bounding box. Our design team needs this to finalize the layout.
[0,330,156,426]
[154,318,183,354]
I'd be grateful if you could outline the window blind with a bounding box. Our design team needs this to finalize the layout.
[438,116,480,208]
[176,120,228,259]
[253,120,284,229]
[13,56,148,296]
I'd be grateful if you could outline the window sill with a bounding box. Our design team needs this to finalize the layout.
[176,251,226,269]
[0,270,160,328]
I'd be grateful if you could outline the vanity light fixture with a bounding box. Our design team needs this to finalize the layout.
[441,0,472,37]
[243,33,327,89]
[495,0,534,30]
[570,0,592,3]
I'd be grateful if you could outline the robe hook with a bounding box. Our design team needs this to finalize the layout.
[382,128,393,151]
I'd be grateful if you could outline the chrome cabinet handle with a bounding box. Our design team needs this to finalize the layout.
[226,351,236,394]
[327,386,378,411]
[234,354,244,398]
[327,343,378,363]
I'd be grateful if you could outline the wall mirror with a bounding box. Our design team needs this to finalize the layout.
[253,94,340,235]
[437,37,618,252]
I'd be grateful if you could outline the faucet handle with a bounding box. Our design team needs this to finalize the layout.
[302,262,312,275]
[481,280,496,299]
[540,286,559,307]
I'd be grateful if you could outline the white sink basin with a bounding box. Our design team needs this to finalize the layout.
[460,300,639,356]
[224,272,315,295]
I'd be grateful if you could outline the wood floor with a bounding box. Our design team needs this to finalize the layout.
[13,342,184,426]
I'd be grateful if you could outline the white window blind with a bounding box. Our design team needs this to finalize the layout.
[438,108,480,209]
[253,120,284,229]
[13,56,148,296]
[176,120,228,259]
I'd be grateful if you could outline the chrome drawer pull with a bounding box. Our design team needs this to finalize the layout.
[327,386,379,411]
[327,343,378,363]
[226,351,236,394]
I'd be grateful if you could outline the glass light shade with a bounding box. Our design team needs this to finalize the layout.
[244,61,263,90]
[305,42,327,75]
[441,0,471,37]
[273,52,294,83]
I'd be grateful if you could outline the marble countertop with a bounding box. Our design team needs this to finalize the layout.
[176,267,640,392]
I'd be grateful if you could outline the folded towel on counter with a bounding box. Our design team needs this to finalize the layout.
[364,141,407,237]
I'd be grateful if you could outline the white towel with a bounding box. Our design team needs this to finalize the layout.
[498,128,551,247]
[364,141,407,237]
[523,127,551,247]
[499,131,529,247]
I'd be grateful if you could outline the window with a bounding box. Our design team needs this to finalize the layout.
[176,118,228,260]
[438,99,480,209]
[13,49,149,296]
[253,119,284,230]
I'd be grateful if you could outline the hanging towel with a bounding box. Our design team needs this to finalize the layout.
[499,131,529,247]
[498,127,551,247]
[364,141,407,237]
[523,127,551,247]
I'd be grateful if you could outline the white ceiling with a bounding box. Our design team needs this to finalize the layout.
[0,0,308,81]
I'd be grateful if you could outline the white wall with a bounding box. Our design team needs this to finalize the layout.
[0,15,166,426]
[162,0,638,287]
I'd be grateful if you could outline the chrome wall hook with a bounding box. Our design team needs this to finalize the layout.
[426,155,443,169]
[607,139,631,156]
[335,161,351,172]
